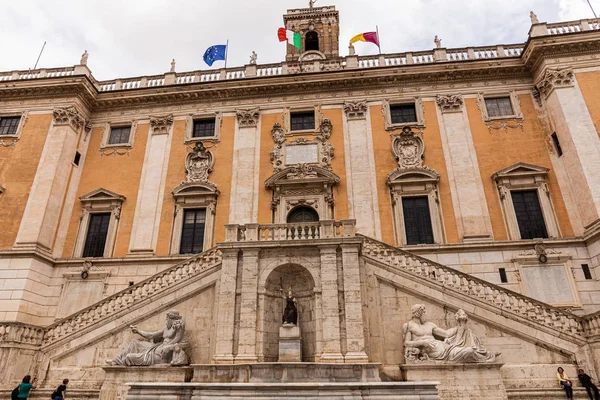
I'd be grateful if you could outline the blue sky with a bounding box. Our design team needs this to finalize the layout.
[0,0,597,80]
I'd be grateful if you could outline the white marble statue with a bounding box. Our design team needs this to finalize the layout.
[250,51,258,64]
[309,0,317,8]
[80,50,89,66]
[170,59,176,73]
[530,11,540,24]
[106,310,190,366]
[403,304,500,363]
[434,35,442,49]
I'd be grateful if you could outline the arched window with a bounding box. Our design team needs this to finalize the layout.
[287,206,319,223]
[305,31,319,52]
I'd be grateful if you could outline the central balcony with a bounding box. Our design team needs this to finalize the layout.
[224,220,356,243]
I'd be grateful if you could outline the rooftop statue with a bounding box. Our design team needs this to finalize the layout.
[309,0,317,8]
[434,35,442,49]
[106,310,190,366]
[80,50,88,66]
[250,51,258,65]
[530,11,540,24]
[403,304,500,363]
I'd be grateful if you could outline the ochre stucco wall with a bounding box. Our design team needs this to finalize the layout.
[155,117,235,255]
[0,114,53,249]
[576,71,600,137]
[258,113,283,224]
[61,124,148,257]
[324,108,348,221]
[370,102,459,245]
[467,95,574,240]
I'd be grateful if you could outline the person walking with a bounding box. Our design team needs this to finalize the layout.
[51,379,69,400]
[578,368,600,400]
[12,375,37,399]
[557,367,574,399]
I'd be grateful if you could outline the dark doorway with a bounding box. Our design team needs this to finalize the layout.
[305,31,319,52]
[287,206,319,223]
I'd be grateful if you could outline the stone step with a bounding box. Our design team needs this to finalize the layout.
[507,387,594,399]
[125,382,440,399]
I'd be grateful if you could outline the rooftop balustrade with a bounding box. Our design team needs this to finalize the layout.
[0,17,598,93]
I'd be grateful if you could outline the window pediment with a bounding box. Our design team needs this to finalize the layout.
[80,188,126,204]
[387,167,439,185]
[172,181,219,199]
[492,162,549,181]
[265,164,340,189]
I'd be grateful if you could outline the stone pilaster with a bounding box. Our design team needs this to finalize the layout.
[14,106,86,253]
[436,95,493,241]
[318,245,344,362]
[536,69,600,230]
[228,109,261,224]
[235,247,260,363]
[128,115,174,255]
[340,244,369,362]
[342,101,382,239]
[213,248,240,364]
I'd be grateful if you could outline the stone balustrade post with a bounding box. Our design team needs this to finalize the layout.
[225,224,240,242]
[345,55,358,69]
[378,55,386,67]
[140,77,148,88]
[529,23,549,37]
[213,248,240,364]
[73,65,92,77]
[281,62,289,74]
[245,64,257,77]
[114,79,123,90]
[219,69,227,80]
[320,220,335,239]
[581,20,592,31]
[496,46,506,57]
[38,69,47,78]
[341,220,356,238]
[405,53,414,64]
[433,48,447,62]
[467,48,476,59]
[11,71,19,80]
[245,224,259,241]
[164,72,176,85]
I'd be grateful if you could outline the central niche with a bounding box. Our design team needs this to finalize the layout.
[262,264,316,362]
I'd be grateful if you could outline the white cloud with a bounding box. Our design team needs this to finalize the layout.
[0,0,597,80]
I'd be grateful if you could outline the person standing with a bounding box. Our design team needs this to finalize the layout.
[15,375,37,399]
[557,367,574,400]
[51,379,69,400]
[578,369,600,400]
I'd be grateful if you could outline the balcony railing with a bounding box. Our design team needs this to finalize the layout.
[0,17,598,93]
[225,220,356,242]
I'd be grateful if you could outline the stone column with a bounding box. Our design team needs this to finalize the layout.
[128,115,174,255]
[342,101,382,239]
[318,245,344,362]
[213,248,240,364]
[228,109,261,224]
[436,95,493,241]
[537,69,600,230]
[340,244,369,362]
[235,248,260,363]
[14,106,86,253]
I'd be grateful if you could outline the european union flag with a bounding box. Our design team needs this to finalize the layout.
[203,44,227,67]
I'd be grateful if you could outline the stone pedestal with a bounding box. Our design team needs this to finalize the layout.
[402,363,507,400]
[278,324,301,362]
[100,366,192,400]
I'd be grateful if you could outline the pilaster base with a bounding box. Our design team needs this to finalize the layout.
[344,351,369,363]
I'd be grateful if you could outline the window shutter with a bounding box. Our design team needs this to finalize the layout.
[402,197,434,245]
[511,190,548,239]
[180,209,207,254]
[82,213,111,257]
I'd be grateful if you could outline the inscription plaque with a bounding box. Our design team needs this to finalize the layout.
[286,144,318,165]
[521,265,575,305]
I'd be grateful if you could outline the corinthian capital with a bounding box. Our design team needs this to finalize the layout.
[535,68,575,99]
[236,108,260,128]
[436,94,464,113]
[343,100,368,120]
[150,114,174,135]
[53,106,86,131]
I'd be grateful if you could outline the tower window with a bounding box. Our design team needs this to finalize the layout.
[511,190,548,240]
[82,213,111,258]
[402,196,434,245]
[390,104,417,124]
[305,31,319,52]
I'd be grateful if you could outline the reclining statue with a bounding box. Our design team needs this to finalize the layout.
[106,310,190,366]
[403,304,500,363]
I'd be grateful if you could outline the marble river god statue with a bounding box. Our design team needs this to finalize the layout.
[106,310,190,366]
[403,304,500,363]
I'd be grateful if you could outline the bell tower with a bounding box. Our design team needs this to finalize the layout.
[283,3,340,62]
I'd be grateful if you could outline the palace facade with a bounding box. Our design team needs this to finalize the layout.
[2,4,600,399]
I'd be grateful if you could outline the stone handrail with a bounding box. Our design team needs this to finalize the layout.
[225,220,356,242]
[0,323,45,346]
[546,18,600,35]
[41,247,222,346]
[360,235,584,337]
[0,66,75,82]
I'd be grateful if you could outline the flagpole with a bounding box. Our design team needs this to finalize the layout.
[376,25,381,54]
[224,40,229,69]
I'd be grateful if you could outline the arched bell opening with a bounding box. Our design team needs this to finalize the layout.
[305,31,319,52]
[262,264,317,362]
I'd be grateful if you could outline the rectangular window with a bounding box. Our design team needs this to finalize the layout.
[582,264,593,280]
[290,111,315,131]
[551,132,563,157]
[390,104,417,124]
[499,268,508,283]
[180,209,207,254]
[193,118,216,138]
[0,116,21,135]
[511,190,548,240]
[485,97,514,118]
[73,151,81,166]
[108,126,131,145]
[82,213,111,258]
[402,196,434,245]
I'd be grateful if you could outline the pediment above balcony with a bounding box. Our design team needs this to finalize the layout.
[265,164,340,189]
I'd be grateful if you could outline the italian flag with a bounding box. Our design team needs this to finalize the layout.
[278,28,301,50]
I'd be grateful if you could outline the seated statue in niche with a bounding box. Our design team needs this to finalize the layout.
[106,310,190,366]
[282,287,298,325]
[403,304,500,364]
